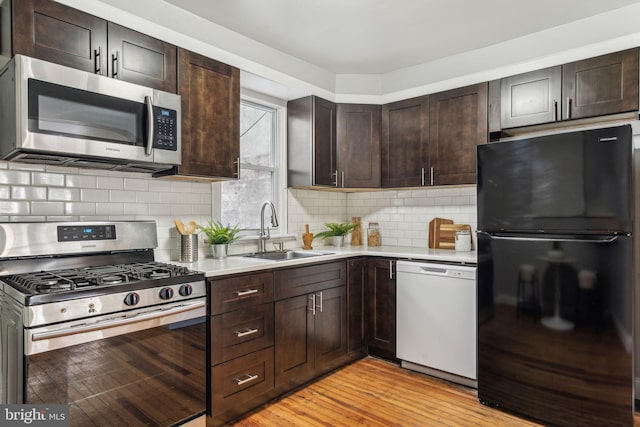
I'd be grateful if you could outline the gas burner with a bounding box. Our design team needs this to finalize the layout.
[99,275,125,285]
[148,271,171,279]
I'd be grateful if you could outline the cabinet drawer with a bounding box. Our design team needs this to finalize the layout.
[274,261,346,300]
[210,272,273,315]
[211,347,274,418]
[211,303,274,365]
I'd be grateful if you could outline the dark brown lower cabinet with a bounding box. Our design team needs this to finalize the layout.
[274,262,348,391]
[366,258,397,360]
[347,257,367,354]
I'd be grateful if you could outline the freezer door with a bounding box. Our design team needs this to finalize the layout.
[477,231,633,426]
[477,125,632,233]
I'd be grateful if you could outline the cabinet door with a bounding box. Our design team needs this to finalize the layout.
[366,258,396,359]
[381,95,429,187]
[337,104,381,188]
[168,48,240,179]
[347,258,367,353]
[563,49,639,120]
[314,286,347,368]
[500,67,562,128]
[429,83,487,185]
[107,23,177,93]
[274,294,315,388]
[314,97,338,186]
[12,0,107,74]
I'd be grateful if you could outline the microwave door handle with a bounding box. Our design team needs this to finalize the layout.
[145,96,154,156]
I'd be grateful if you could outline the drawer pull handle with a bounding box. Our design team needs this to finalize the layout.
[236,289,258,297]
[235,373,259,386]
[236,328,259,337]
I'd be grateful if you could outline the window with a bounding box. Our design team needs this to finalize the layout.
[220,100,279,230]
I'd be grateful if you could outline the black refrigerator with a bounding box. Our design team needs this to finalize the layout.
[476,125,634,426]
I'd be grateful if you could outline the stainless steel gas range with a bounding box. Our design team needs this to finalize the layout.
[0,221,207,427]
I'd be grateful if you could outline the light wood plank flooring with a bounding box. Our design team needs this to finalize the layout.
[232,357,547,426]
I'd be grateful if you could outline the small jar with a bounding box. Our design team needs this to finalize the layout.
[367,222,381,247]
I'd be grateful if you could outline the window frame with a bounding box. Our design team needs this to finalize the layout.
[214,91,288,236]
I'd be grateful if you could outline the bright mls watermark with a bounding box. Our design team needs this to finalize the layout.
[1,405,69,426]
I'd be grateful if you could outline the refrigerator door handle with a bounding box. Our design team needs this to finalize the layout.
[478,231,622,244]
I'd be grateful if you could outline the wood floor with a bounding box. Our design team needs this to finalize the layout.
[231,357,546,426]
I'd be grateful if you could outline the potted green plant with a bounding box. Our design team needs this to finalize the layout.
[197,220,244,258]
[313,222,357,247]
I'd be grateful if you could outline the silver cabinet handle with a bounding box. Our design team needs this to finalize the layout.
[94,46,102,75]
[236,289,258,297]
[234,157,240,178]
[144,96,154,156]
[430,167,434,185]
[309,294,316,315]
[111,51,119,78]
[235,328,259,338]
[566,97,572,119]
[421,167,426,186]
[316,292,323,313]
[341,171,345,188]
[389,260,394,280]
[235,373,258,386]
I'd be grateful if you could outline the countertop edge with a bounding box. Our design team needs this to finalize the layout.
[181,246,477,278]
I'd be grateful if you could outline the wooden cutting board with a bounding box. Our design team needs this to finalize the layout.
[428,218,453,248]
[437,224,472,249]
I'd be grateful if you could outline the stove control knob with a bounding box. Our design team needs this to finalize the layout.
[179,284,193,297]
[124,292,140,306]
[159,287,174,300]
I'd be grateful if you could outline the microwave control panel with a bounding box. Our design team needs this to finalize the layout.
[153,107,178,151]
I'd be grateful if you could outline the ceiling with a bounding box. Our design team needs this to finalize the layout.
[163,0,640,75]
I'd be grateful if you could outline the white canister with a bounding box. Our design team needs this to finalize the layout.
[454,230,472,251]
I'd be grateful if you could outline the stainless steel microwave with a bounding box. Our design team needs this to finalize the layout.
[0,55,181,172]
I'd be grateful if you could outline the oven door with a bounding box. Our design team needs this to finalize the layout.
[24,299,206,427]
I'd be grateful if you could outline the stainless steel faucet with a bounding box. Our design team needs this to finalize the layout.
[259,200,279,252]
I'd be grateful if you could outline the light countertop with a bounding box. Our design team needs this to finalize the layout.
[182,245,477,278]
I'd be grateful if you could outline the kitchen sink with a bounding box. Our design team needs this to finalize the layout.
[242,250,333,261]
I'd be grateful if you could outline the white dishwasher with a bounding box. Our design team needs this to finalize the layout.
[396,260,477,387]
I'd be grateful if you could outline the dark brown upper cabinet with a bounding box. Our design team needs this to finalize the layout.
[155,49,240,180]
[381,95,430,188]
[336,104,381,188]
[563,49,638,120]
[500,49,638,129]
[12,0,177,93]
[429,83,488,185]
[500,67,562,129]
[288,96,337,188]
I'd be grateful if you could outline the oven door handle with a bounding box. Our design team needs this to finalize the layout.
[145,95,154,156]
[27,299,206,355]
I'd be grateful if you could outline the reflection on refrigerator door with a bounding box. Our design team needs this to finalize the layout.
[477,232,633,427]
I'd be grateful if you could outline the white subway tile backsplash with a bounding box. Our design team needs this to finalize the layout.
[31,202,64,215]
[32,172,64,186]
[8,162,45,171]
[0,186,9,200]
[0,201,30,215]
[12,186,46,200]
[148,180,173,192]
[136,192,160,203]
[0,171,30,185]
[65,203,96,216]
[96,203,124,216]
[124,178,149,192]
[124,203,148,215]
[66,174,97,188]
[109,190,137,203]
[148,204,172,215]
[96,176,124,190]
[171,181,192,193]
[81,189,110,202]
[48,188,80,201]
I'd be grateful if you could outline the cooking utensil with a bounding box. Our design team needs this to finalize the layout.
[174,219,186,235]
[186,220,196,235]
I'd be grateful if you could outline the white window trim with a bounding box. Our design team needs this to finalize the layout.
[212,88,288,238]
